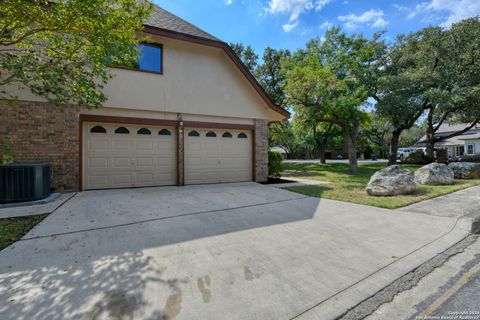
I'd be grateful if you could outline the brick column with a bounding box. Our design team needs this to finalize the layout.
[177,114,185,186]
[254,119,268,182]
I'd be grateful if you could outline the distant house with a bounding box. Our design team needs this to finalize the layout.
[415,123,480,159]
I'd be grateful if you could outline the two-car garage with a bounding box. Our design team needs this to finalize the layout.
[82,121,253,190]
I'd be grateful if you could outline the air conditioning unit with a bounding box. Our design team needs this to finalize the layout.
[0,164,51,204]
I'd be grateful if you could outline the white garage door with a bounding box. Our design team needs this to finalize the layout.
[83,123,176,190]
[185,128,252,184]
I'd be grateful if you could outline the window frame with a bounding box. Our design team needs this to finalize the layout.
[467,144,475,155]
[188,130,200,137]
[90,125,107,134]
[114,127,130,134]
[137,128,152,135]
[158,129,172,136]
[114,42,164,75]
[205,131,217,138]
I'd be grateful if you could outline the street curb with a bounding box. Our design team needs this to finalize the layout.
[334,232,478,320]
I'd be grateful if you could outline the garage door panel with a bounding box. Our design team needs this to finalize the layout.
[87,175,109,188]
[186,142,201,152]
[112,157,132,169]
[88,158,109,170]
[204,142,220,152]
[88,140,109,152]
[135,141,155,152]
[136,173,154,184]
[112,174,133,185]
[185,128,252,185]
[84,123,176,190]
[112,140,133,152]
[136,157,154,169]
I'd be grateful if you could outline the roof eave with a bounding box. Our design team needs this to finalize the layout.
[142,24,291,120]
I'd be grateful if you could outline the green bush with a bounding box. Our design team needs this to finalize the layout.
[268,151,284,178]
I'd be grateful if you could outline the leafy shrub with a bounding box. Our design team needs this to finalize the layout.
[404,150,430,164]
[1,138,15,164]
[268,151,284,178]
[457,155,480,163]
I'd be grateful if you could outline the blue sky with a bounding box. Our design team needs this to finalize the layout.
[153,0,480,54]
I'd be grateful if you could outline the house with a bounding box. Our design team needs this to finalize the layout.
[415,123,480,159]
[0,5,289,191]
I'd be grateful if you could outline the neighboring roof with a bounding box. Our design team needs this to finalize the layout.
[141,4,290,120]
[416,123,480,146]
[144,4,219,42]
[458,133,480,140]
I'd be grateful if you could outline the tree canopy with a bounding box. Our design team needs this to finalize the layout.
[283,28,386,173]
[1,0,152,108]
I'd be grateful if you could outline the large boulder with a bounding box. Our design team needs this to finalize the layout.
[366,165,416,196]
[448,162,480,179]
[414,163,454,185]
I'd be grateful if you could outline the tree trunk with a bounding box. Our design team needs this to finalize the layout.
[425,109,436,161]
[343,118,359,174]
[388,129,402,166]
[318,141,326,164]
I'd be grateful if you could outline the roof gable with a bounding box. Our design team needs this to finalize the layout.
[142,5,290,120]
[144,4,219,42]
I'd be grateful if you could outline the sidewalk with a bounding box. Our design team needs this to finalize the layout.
[398,185,480,232]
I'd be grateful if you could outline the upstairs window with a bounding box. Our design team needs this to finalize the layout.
[136,43,163,73]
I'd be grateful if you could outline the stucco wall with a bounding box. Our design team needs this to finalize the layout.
[102,36,283,121]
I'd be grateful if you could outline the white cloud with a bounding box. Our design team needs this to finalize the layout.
[338,9,388,29]
[320,21,332,29]
[283,22,298,32]
[406,0,480,27]
[266,0,332,32]
[371,17,388,28]
[225,0,233,4]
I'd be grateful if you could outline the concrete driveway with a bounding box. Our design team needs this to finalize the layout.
[0,183,471,320]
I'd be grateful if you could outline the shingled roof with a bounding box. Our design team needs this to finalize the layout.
[144,4,220,42]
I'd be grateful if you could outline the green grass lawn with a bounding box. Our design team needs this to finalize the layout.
[283,162,480,209]
[0,214,47,251]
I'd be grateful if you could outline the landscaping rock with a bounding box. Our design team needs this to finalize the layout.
[414,163,455,185]
[366,165,416,196]
[448,162,480,179]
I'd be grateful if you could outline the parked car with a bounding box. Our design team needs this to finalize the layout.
[397,148,415,162]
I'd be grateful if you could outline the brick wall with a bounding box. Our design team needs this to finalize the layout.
[254,119,268,182]
[0,100,80,191]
